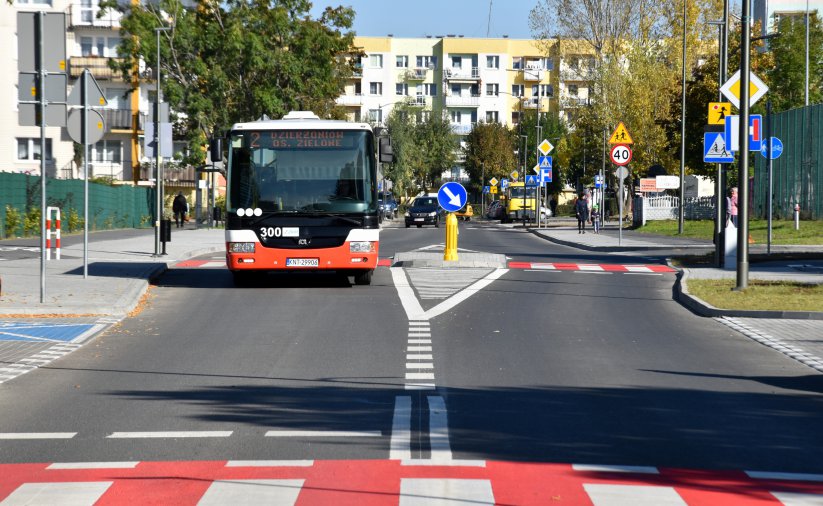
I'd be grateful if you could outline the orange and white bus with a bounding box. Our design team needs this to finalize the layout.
[224,111,391,286]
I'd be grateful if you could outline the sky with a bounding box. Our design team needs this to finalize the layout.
[310,0,540,39]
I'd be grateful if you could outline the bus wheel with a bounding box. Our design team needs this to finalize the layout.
[232,271,255,287]
[353,269,373,285]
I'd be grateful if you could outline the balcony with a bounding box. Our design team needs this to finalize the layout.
[520,68,545,81]
[66,2,121,29]
[101,108,146,131]
[451,123,475,135]
[560,67,595,81]
[336,94,364,106]
[405,95,427,107]
[69,56,125,81]
[404,68,429,80]
[522,97,549,109]
[445,95,480,107]
[443,67,480,81]
[350,64,363,78]
[138,164,197,184]
[561,96,589,108]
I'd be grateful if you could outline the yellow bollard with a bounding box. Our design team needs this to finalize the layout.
[443,212,458,261]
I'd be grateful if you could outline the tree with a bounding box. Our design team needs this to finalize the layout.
[102,0,360,172]
[462,122,518,195]
[767,12,823,112]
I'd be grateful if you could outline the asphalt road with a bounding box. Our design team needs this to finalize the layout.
[1,221,821,475]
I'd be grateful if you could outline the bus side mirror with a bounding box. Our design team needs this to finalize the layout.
[209,138,223,162]
[379,137,394,163]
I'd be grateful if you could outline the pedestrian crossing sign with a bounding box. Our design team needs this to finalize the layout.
[538,155,552,169]
[703,132,734,163]
[608,121,633,144]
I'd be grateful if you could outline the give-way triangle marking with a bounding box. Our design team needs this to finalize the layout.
[390,246,508,321]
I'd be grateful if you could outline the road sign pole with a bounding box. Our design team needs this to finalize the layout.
[38,12,47,303]
[736,0,752,290]
[767,100,773,254]
[83,71,90,278]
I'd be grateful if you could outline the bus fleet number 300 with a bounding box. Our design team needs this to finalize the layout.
[260,227,300,239]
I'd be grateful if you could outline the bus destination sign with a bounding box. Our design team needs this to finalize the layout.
[250,130,351,149]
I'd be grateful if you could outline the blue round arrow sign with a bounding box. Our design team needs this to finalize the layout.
[760,136,783,160]
[437,182,467,212]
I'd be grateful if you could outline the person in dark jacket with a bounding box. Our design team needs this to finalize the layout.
[172,192,188,228]
[575,194,590,234]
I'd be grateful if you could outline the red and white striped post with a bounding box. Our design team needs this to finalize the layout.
[45,206,61,260]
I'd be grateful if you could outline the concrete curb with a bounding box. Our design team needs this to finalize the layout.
[527,228,708,252]
[675,266,823,320]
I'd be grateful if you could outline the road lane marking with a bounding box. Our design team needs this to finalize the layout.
[0,433,76,439]
[407,354,433,360]
[198,479,304,505]
[427,396,452,462]
[48,462,139,469]
[1,482,112,505]
[583,484,687,505]
[264,430,381,437]
[399,479,494,505]
[226,461,314,467]
[390,396,412,460]
[406,373,435,380]
[406,363,434,369]
[107,431,232,438]
[408,346,432,352]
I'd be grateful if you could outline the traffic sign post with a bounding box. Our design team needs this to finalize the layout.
[724,115,763,152]
[719,69,769,109]
[703,132,734,163]
[438,182,467,262]
[760,136,783,159]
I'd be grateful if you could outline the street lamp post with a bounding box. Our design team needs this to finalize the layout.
[153,26,171,257]
[679,0,687,235]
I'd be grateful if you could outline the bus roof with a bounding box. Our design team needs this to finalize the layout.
[231,111,373,132]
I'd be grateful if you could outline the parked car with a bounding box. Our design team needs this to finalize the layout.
[379,192,398,219]
[404,196,443,228]
[455,204,474,221]
[486,200,505,220]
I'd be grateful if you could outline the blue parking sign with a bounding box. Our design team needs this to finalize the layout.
[501,178,509,190]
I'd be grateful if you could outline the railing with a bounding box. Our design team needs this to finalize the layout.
[404,68,428,80]
[66,2,122,29]
[560,96,589,108]
[443,67,480,80]
[560,67,596,81]
[138,164,197,183]
[69,56,125,81]
[101,108,145,131]
[451,123,475,135]
[405,95,427,107]
[336,94,364,106]
[521,68,545,81]
[445,95,480,107]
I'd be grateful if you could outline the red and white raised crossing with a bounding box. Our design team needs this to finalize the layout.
[509,261,677,273]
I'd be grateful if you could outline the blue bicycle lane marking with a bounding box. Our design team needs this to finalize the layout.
[0,321,98,343]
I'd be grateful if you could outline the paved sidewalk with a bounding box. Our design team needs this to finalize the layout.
[0,228,225,317]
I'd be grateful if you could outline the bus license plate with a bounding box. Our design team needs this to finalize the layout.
[286,258,319,267]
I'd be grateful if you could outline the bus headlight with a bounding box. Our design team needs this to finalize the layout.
[228,242,256,253]
[350,241,375,253]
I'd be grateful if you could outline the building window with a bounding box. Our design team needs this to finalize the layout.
[416,55,437,68]
[511,111,521,124]
[368,109,383,123]
[16,138,53,161]
[15,0,51,4]
[485,111,499,123]
[532,84,553,97]
[424,83,437,96]
[369,82,383,95]
[368,54,383,68]
[485,83,499,96]
[568,84,579,96]
[80,37,93,56]
[512,84,524,97]
[542,57,554,70]
[396,83,408,96]
[451,56,462,69]
[94,140,122,163]
[396,55,408,68]
[486,55,499,69]
[450,111,462,123]
[451,84,461,96]
[104,88,125,108]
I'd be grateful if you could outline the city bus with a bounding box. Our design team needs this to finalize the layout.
[224,111,391,286]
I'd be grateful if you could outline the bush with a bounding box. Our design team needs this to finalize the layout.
[24,207,40,236]
[556,203,575,217]
[4,205,23,238]
[66,208,83,233]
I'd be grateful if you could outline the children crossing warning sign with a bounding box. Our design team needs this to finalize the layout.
[608,122,633,144]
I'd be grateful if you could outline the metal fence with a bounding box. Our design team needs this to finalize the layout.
[0,172,155,238]
[632,196,716,226]
[753,103,822,220]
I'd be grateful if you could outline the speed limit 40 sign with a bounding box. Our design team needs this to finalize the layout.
[610,144,632,166]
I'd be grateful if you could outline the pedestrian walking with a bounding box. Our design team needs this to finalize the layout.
[591,204,601,234]
[575,194,590,234]
[173,192,188,228]
[728,187,738,228]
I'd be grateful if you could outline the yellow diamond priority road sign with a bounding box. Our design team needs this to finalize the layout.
[489,177,498,187]
[537,139,554,155]
[719,70,769,109]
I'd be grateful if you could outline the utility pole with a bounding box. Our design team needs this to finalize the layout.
[736,0,752,289]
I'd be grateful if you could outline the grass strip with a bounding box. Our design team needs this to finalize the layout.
[686,279,823,312]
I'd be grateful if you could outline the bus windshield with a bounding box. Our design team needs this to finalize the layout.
[227,130,375,214]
